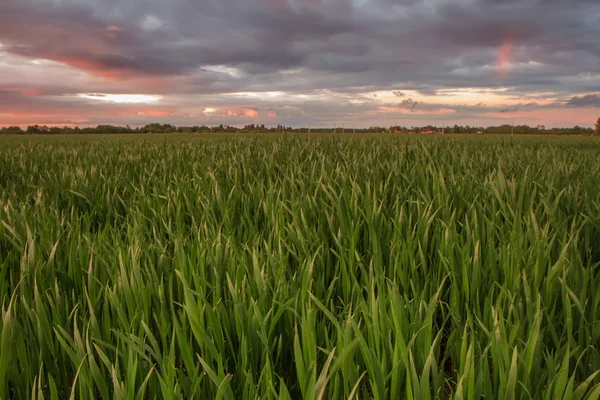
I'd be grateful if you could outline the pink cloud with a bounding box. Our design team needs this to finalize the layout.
[496,29,515,78]
[485,107,600,127]
[104,25,127,38]
[52,56,127,79]
[268,0,291,13]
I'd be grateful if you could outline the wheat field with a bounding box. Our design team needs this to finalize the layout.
[0,134,599,399]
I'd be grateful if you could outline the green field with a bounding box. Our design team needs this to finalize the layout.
[1,134,599,399]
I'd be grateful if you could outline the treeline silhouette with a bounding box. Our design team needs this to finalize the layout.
[0,123,595,135]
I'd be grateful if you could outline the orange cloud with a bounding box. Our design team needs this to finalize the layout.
[227,108,259,117]
[146,110,172,117]
[20,89,41,96]
[114,109,174,117]
[104,25,126,32]
[267,111,277,118]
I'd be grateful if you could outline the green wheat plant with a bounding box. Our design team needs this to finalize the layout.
[0,134,599,399]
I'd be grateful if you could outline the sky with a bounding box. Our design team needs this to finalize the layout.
[1,0,599,128]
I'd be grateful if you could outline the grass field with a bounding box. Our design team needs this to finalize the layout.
[1,133,599,399]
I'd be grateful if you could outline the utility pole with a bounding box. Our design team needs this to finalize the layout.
[342,123,345,134]
[511,123,514,136]
[442,122,445,135]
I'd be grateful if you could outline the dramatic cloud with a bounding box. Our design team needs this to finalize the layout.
[1,0,599,127]
[498,103,540,113]
[566,94,600,108]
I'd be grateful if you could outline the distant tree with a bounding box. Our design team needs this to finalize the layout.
[26,125,40,134]
[140,123,176,133]
[0,126,24,134]
[595,118,600,136]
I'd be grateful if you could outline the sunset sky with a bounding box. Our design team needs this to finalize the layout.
[1,0,599,128]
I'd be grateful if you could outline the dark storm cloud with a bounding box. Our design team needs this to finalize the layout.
[0,89,131,115]
[2,0,599,89]
[566,94,600,107]
[498,102,540,113]
[1,0,599,126]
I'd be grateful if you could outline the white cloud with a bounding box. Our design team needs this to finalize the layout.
[140,15,164,31]
[202,65,245,78]
[77,93,162,104]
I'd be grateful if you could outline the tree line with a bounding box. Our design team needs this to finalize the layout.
[1,122,599,135]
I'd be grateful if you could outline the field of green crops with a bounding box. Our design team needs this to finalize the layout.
[1,133,599,399]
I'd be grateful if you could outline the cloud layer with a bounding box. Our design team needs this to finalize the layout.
[1,0,600,127]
